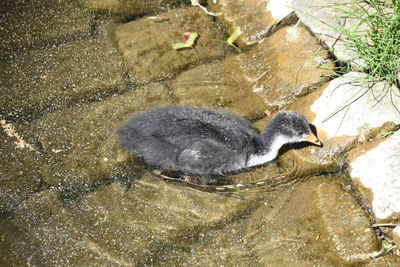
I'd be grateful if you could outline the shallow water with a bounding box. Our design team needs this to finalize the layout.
[0,1,382,265]
[1,168,351,266]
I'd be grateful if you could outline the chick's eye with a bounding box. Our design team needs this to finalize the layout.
[297,131,305,136]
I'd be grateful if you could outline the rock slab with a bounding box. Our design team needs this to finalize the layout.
[349,130,400,221]
[114,7,227,84]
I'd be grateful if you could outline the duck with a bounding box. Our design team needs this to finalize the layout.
[117,105,321,182]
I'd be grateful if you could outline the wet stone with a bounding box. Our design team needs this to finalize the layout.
[0,218,27,266]
[27,83,172,186]
[0,39,126,121]
[393,226,400,250]
[349,130,400,221]
[246,176,379,265]
[207,0,296,49]
[0,0,94,60]
[80,0,184,16]
[0,121,42,212]
[113,7,228,84]
[11,174,254,265]
[366,255,400,267]
[171,25,333,119]
[12,191,120,266]
[317,181,381,262]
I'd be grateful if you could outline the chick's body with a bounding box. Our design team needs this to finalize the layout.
[118,106,262,177]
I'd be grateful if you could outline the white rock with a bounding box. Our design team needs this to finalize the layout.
[267,0,293,20]
[311,72,400,138]
[393,226,400,248]
[350,130,400,220]
[290,0,365,65]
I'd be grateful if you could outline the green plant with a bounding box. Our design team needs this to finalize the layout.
[312,0,400,122]
[333,0,400,88]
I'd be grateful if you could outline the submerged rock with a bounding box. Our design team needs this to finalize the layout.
[26,83,172,187]
[317,181,381,262]
[246,176,380,265]
[207,0,296,49]
[1,39,126,121]
[113,7,228,84]
[80,0,184,16]
[0,121,42,212]
[171,25,333,119]
[0,0,93,60]
[11,174,256,265]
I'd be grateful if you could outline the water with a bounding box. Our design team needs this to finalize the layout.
[0,1,381,265]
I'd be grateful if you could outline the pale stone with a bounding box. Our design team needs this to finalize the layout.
[208,0,296,48]
[291,0,358,63]
[349,130,400,220]
[393,226,400,249]
[267,0,294,20]
[311,72,400,138]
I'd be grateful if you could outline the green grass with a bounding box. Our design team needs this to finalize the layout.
[332,0,400,87]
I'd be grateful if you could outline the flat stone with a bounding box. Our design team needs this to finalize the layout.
[349,130,400,221]
[207,0,296,49]
[12,191,122,265]
[366,254,400,267]
[291,0,360,63]
[171,25,333,119]
[288,72,400,172]
[0,0,93,59]
[27,83,172,186]
[11,174,253,265]
[393,226,400,249]
[80,0,183,16]
[311,72,400,140]
[246,177,380,265]
[0,121,42,212]
[0,39,125,120]
[317,181,381,262]
[113,7,228,84]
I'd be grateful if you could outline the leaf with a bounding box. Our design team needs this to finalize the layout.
[172,42,191,50]
[227,26,242,52]
[172,32,198,50]
[186,32,198,46]
[227,26,241,46]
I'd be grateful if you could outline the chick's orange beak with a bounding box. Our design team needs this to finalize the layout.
[305,132,322,146]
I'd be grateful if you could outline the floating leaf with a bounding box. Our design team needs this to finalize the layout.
[186,32,198,46]
[172,32,198,50]
[227,26,241,52]
[172,42,191,50]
